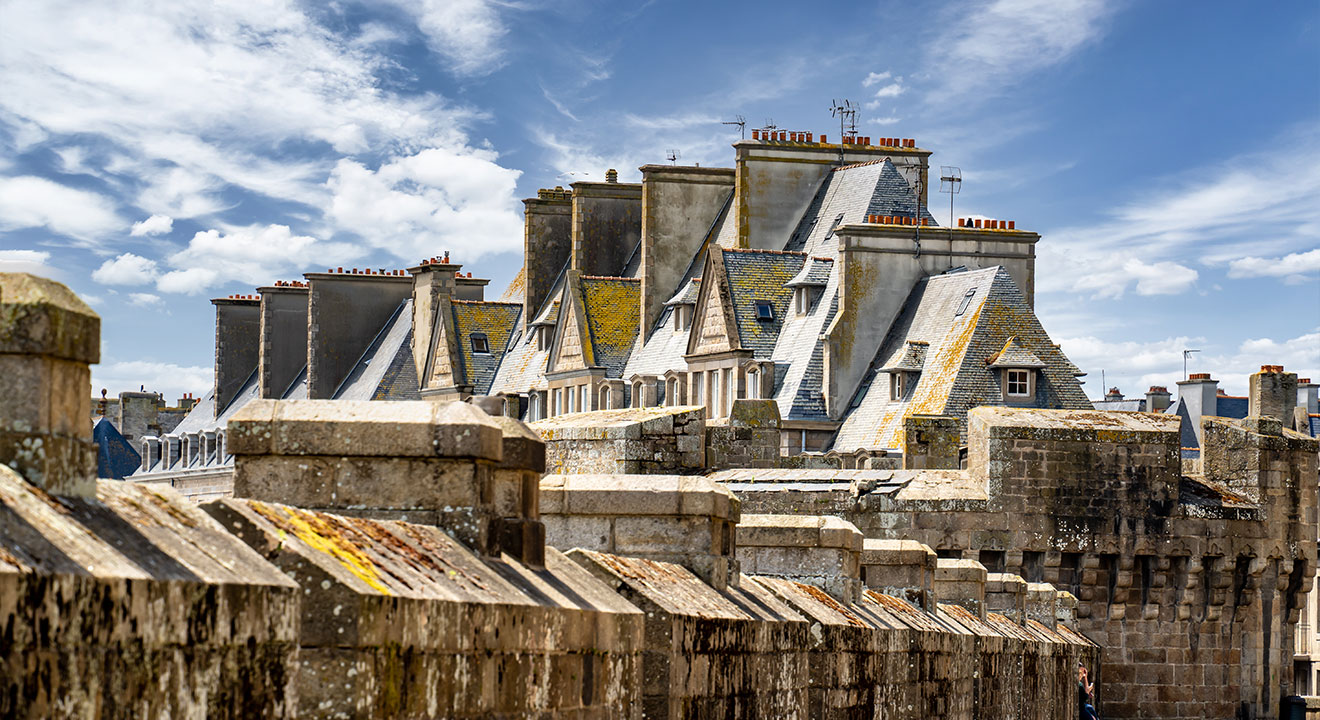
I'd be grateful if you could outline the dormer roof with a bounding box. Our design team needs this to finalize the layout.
[881,340,929,373]
[986,336,1047,369]
[785,257,833,288]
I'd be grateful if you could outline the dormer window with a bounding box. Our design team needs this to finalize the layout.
[673,305,692,331]
[534,325,552,351]
[754,301,774,321]
[471,333,490,354]
[1006,369,1030,397]
[794,287,811,315]
[890,372,908,400]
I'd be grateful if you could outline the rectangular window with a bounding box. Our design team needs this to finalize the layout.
[471,333,490,354]
[754,300,774,321]
[1007,369,1030,397]
[890,372,905,400]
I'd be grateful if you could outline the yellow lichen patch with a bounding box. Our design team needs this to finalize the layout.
[877,301,984,448]
[580,277,640,371]
[251,502,392,595]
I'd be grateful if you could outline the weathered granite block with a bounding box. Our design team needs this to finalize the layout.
[736,513,862,602]
[570,551,809,719]
[205,498,644,719]
[533,406,707,475]
[860,538,938,611]
[0,466,299,719]
[935,558,987,620]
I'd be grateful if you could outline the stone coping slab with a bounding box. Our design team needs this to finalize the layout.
[935,558,987,582]
[970,406,1180,442]
[228,398,503,460]
[738,514,863,551]
[860,538,936,566]
[708,468,916,485]
[530,405,703,441]
[540,473,739,520]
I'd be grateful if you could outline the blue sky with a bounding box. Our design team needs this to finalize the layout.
[0,0,1316,401]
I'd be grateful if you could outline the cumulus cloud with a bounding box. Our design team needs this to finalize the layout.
[872,83,904,99]
[92,253,159,286]
[156,224,360,294]
[379,0,510,76]
[1121,258,1198,296]
[327,148,524,262]
[0,176,121,242]
[91,359,212,401]
[872,116,901,126]
[1227,248,1320,280]
[129,214,173,236]
[0,249,57,276]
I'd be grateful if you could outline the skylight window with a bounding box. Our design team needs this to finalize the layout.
[823,213,845,240]
[955,288,977,317]
[754,301,774,321]
[471,333,490,354]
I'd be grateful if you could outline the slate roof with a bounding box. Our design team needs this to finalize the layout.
[881,341,929,372]
[833,266,1091,452]
[987,336,1047,369]
[451,300,522,395]
[721,248,806,359]
[578,276,641,377]
[785,159,937,258]
[665,278,702,306]
[93,417,140,479]
[786,257,833,287]
[335,299,418,401]
[1092,399,1146,412]
[1163,393,1252,453]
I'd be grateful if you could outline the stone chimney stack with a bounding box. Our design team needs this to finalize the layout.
[0,273,99,497]
[304,268,412,400]
[1177,372,1219,448]
[522,187,572,331]
[409,256,462,394]
[1249,365,1297,422]
[570,177,642,278]
[1105,387,1124,401]
[1145,386,1172,413]
[212,295,261,415]
[257,282,309,399]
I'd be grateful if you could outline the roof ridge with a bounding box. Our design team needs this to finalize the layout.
[451,299,521,306]
[832,158,889,172]
[724,247,807,256]
[580,275,641,282]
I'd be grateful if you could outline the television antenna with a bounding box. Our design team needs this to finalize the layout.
[1182,349,1201,379]
[722,114,746,139]
[939,166,961,265]
[829,99,858,165]
[666,149,681,165]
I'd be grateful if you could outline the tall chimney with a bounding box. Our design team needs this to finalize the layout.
[522,188,572,331]
[304,271,412,399]
[1145,386,1171,413]
[1297,378,1319,416]
[409,260,469,400]
[1249,365,1297,422]
[211,296,261,416]
[570,178,642,277]
[257,283,309,399]
[1177,373,1219,449]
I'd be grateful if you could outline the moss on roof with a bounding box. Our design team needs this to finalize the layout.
[578,277,640,377]
[451,301,521,393]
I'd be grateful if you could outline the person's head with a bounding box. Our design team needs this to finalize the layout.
[1078,664,1087,680]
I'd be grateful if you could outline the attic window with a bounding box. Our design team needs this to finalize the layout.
[823,213,845,240]
[1007,369,1030,397]
[955,288,977,317]
[754,301,774,321]
[471,333,490,354]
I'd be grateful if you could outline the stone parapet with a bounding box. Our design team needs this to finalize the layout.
[205,498,644,718]
[0,273,99,496]
[903,414,961,469]
[570,551,809,719]
[532,405,706,474]
[736,513,862,602]
[706,399,782,469]
[540,473,739,590]
[935,558,988,620]
[986,572,1028,623]
[229,399,525,555]
[0,466,299,718]
[859,537,938,610]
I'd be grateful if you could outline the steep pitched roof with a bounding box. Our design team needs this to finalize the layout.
[786,257,833,287]
[722,248,806,359]
[785,159,937,258]
[577,276,640,377]
[451,301,522,394]
[94,417,140,479]
[336,299,420,400]
[833,267,1090,452]
[665,278,702,306]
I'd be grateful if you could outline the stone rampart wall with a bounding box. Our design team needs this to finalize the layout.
[532,406,705,474]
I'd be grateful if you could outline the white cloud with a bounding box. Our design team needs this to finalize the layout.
[872,116,901,126]
[156,224,359,294]
[0,176,122,242]
[380,0,510,77]
[928,0,1114,104]
[128,292,162,307]
[862,71,892,87]
[1227,248,1320,279]
[92,253,159,286]
[91,359,212,401]
[1121,258,1198,296]
[0,249,56,276]
[327,148,524,262]
[872,83,904,99]
[130,214,173,236]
